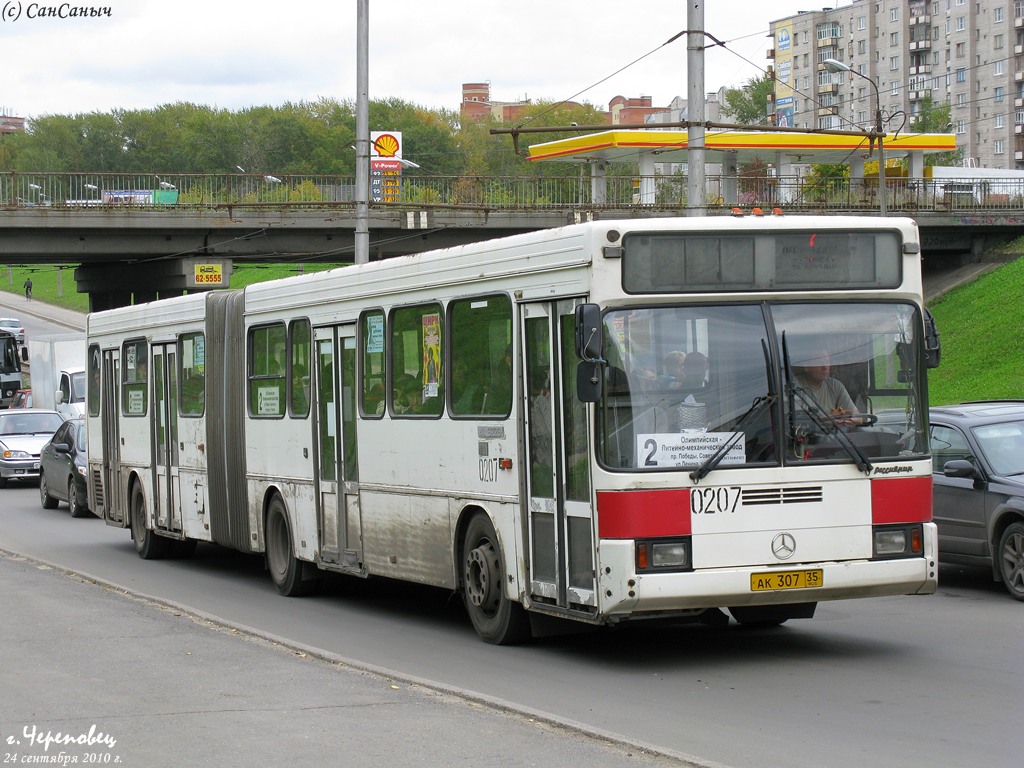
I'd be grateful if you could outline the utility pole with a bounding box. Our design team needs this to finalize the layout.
[686,0,706,216]
[354,0,370,264]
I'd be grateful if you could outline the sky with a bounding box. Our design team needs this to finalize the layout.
[0,1,850,120]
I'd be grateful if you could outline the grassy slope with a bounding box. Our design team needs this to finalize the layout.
[926,254,1024,405]
[4,257,1020,406]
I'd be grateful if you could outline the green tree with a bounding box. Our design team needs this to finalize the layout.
[909,95,962,166]
[720,72,775,127]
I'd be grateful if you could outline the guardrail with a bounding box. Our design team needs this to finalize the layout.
[2,171,1023,214]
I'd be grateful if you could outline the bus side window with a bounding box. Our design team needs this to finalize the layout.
[87,344,101,417]
[360,310,386,418]
[179,332,206,417]
[391,303,444,418]
[449,294,512,418]
[248,323,286,418]
[289,319,311,418]
[121,339,148,416]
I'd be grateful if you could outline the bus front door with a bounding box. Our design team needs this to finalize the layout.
[100,349,123,525]
[314,325,362,572]
[151,344,182,535]
[522,300,595,615]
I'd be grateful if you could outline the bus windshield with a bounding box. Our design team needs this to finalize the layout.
[597,301,928,472]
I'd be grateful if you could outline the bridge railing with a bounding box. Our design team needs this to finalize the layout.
[2,171,1023,214]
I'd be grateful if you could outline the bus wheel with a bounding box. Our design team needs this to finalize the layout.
[131,484,171,560]
[39,471,58,509]
[461,513,531,645]
[266,495,314,596]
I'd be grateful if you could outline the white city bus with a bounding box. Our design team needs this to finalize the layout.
[86,215,940,644]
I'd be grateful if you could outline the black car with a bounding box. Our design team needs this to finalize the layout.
[38,417,90,518]
[929,402,1024,600]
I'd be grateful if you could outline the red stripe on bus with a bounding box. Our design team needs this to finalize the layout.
[596,490,691,539]
[870,476,933,524]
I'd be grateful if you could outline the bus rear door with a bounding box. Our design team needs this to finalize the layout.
[314,325,363,571]
[100,349,123,524]
[151,344,183,535]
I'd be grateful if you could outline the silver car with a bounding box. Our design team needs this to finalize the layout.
[0,318,26,347]
[0,409,64,488]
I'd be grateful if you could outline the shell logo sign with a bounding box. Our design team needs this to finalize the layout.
[371,131,402,159]
[370,131,403,202]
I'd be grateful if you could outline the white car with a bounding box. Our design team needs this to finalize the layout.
[0,318,26,346]
[0,409,64,488]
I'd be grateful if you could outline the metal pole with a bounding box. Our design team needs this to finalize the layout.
[874,84,887,216]
[354,0,370,264]
[686,0,706,216]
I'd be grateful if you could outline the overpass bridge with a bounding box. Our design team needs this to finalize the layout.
[3,171,1021,309]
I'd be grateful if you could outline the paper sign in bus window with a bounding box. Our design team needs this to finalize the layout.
[638,432,745,468]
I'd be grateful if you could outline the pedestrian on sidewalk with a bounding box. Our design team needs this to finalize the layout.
[23,277,32,300]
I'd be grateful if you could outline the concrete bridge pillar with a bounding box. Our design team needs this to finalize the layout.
[590,161,607,206]
[75,257,233,311]
[722,153,738,206]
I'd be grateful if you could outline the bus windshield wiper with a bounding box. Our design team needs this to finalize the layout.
[689,393,775,484]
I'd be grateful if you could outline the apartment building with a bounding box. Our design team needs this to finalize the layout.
[768,0,1024,170]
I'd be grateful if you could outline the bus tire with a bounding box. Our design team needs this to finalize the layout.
[39,471,59,509]
[266,495,315,596]
[130,484,171,560]
[461,513,531,645]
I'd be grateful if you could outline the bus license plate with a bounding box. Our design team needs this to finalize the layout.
[750,569,823,591]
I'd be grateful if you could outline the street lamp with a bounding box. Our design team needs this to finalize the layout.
[823,58,886,215]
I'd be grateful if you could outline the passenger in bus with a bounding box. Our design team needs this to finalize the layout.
[658,351,686,387]
[792,349,860,424]
[676,352,708,393]
[393,374,422,414]
[452,358,485,414]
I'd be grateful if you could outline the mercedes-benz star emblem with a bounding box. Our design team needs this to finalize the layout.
[772,532,797,560]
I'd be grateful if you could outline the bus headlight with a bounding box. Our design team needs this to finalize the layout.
[873,524,924,559]
[636,538,692,572]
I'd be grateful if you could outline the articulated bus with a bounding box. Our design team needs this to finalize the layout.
[86,215,939,644]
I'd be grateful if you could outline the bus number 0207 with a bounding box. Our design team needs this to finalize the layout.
[479,457,499,483]
[690,486,741,515]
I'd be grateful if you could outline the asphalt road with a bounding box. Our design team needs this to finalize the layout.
[0,485,1019,768]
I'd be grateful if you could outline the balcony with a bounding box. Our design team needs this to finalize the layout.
[909,14,931,25]
[909,64,932,76]
[909,39,932,51]
[817,105,840,117]
[818,82,839,94]
[817,35,840,47]
[1016,15,1024,28]
[909,89,933,101]
[1016,96,1024,108]
[767,48,775,59]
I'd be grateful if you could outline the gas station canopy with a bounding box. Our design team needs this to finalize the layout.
[526,129,956,166]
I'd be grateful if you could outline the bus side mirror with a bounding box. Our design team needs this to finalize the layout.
[574,303,603,362]
[923,308,941,369]
[576,361,602,402]
[20,347,28,363]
